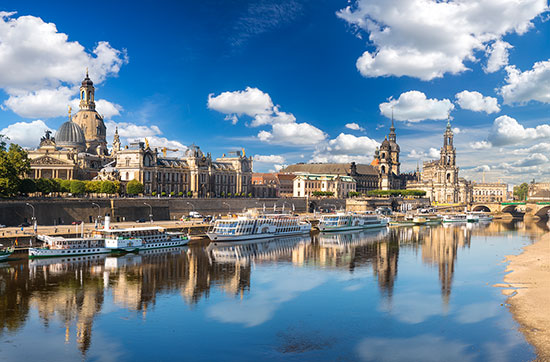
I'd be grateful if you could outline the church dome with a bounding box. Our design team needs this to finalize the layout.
[380,138,391,150]
[56,121,85,149]
[82,74,94,87]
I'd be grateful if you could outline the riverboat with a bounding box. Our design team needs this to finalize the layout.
[31,235,109,258]
[467,212,493,222]
[207,213,311,241]
[100,227,189,252]
[442,214,468,223]
[0,247,13,261]
[207,236,307,263]
[318,213,388,232]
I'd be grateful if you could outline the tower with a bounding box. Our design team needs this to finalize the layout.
[72,71,108,155]
[387,113,400,175]
[113,127,121,154]
[440,117,456,167]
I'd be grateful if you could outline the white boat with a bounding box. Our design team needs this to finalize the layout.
[318,213,388,232]
[207,213,311,241]
[100,227,189,252]
[442,214,468,223]
[0,247,13,261]
[207,236,308,263]
[467,212,493,222]
[31,235,109,258]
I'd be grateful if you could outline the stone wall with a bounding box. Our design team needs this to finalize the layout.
[0,197,310,226]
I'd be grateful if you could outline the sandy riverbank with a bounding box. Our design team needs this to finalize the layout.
[501,232,550,361]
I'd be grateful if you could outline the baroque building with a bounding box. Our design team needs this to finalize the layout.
[26,73,253,196]
[371,118,402,190]
[406,120,471,204]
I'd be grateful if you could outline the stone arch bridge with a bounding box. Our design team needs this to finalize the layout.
[470,202,550,219]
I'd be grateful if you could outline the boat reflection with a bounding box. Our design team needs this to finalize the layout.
[0,220,547,359]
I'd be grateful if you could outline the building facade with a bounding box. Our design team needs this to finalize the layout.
[406,121,472,204]
[471,182,508,203]
[26,73,253,197]
[251,173,280,198]
[371,118,402,190]
[293,174,356,198]
[528,182,550,201]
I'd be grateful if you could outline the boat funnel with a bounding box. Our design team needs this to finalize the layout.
[104,216,111,230]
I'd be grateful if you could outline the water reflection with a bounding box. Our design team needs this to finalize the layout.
[0,221,546,360]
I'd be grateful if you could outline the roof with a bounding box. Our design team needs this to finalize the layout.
[294,174,356,182]
[55,121,85,148]
[281,163,378,176]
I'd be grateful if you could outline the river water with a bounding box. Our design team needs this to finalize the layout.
[0,220,548,362]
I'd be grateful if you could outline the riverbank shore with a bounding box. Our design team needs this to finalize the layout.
[502,232,550,361]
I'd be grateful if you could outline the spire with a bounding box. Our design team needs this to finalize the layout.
[446,112,451,131]
[388,106,396,142]
[68,105,72,121]
[86,67,89,78]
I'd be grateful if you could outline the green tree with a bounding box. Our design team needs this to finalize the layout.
[100,181,117,194]
[187,191,192,197]
[85,180,102,194]
[161,191,166,197]
[126,180,144,195]
[58,179,71,193]
[513,183,529,201]
[35,178,53,195]
[70,180,86,195]
[0,135,31,197]
[19,178,37,195]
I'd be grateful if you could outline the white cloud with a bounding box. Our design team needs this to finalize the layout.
[452,127,461,134]
[258,122,326,146]
[488,115,550,146]
[345,122,365,131]
[472,165,491,172]
[209,87,326,147]
[407,147,439,159]
[455,91,500,114]
[380,91,454,122]
[207,87,273,119]
[105,121,161,138]
[0,12,127,118]
[128,136,187,157]
[511,153,548,167]
[311,133,378,163]
[94,99,123,118]
[470,140,492,150]
[485,40,513,73]
[337,0,548,80]
[511,142,550,154]
[0,120,53,148]
[500,59,550,104]
[253,155,286,164]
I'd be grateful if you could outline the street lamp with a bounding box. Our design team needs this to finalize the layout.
[25,203,37,233]
[222,202,231,215]
[186,202,195,211]
[144,202,153,223]
[91,203,101,229]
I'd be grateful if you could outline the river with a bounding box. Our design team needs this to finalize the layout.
[0,220,548,361]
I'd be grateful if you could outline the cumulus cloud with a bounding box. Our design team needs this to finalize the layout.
[452,127,461,134]
[407,148,440,159]
[0,119,53,148]
[455,91,500,114]
[208,87,326,146]
[380,91,454,122]
[485,40,513,73]
[253,155,286,164]
[345,122,365,131]
[511,142,550,154]
[207,87,273,119]
[311,133,379,163]
[500,59,550,104]
[0,12,128,118]
[337,0,548,80]
[510,153,548,167]
[472,165,491,172]
[470,140,492,150]
[488,115,550,146]
[105,121,161,139]
[258,122,326,146]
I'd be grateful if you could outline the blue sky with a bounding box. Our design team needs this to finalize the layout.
[0,0,549,184]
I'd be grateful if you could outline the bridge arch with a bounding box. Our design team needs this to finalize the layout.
[535,205,550,219]
[501,205,519,215]
[472,205,492,212]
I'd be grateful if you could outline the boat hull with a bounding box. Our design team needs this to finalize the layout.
[29,247,111,259]
[319,222,388,232]
[0,253,12,261]
[207,229,310,242]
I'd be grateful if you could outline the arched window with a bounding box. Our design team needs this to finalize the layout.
[81,90,85,100]
[381,165,386,174]
[88,91,92,102]
[447,173,451,182]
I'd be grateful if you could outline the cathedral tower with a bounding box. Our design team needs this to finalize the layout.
[72,71,108,155]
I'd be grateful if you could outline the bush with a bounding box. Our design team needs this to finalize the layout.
[221,192,225,197]
[152,191,157,196]
[35,178,57,195]
[178,192,183,197]
[100,181,117,194]
[366,189,426,197]
[70,180,86,195]
[59,179,72,193]
[126,180,144,195]
[170,191,175,197]
[248,193,252,198]
[19,178,36,195]
[161,191,166,197]
[312,191,334,197]
[227,193,232,198]
[85,180,102,194]
[348,191,361,198]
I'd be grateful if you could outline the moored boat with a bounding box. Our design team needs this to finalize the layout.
[442,214,468,223]
[31,235,109,258]
[0,246,14,261]
[207,213,311,241]
[467,212,493,222]
[318,212,388,232]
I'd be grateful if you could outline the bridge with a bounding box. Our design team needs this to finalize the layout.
[469,201,550,219]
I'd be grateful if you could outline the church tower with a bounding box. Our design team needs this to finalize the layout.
[112,127,121,154]
[440,118,456,167]
[388,114,400,176]
[72,70,108,156]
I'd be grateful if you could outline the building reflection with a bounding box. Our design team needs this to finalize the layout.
[0,220,547,357]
